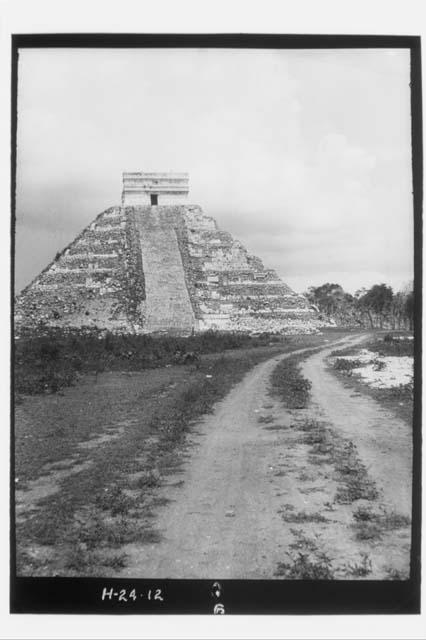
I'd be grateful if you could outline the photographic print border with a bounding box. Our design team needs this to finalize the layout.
[10,32,422,615]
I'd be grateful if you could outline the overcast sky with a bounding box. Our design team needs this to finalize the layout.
[15,47,414,294]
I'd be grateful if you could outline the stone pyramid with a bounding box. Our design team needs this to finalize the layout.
[15,173,317,335]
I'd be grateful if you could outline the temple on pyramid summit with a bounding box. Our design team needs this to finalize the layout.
[15,172,317,335]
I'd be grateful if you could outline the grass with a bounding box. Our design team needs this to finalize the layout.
[269,354,314,409]
[16,329,360,576]
[275,530,335,579]
[94,484,138,515]
[331,332,413,359]
[16,549,48,575]
[334,473,379,504]
[133,471,162,489]
[380,511,411,529]
[330,347,363,358]
[352,521,383,541]
[384,567,407,580]
[18,338,314,485]
[291,418,380,505]
[368,334,414,358]
[64,547,102,572]
[14,328,288,395]
[102,553,129,570]
[352,504,375,522]
[278,506,328,523]
[258,414,274,424]
[268,333,411,580]
[288,528,321,552]
[351,505,410,542]
[274,552,335,579]
[344,553,372,577]
[64,546,129,574]
[333,357,365,372]
[276,528,375,579]
[297,471,316,482]
[329,333,414,424]
[334,373,413,424]
[17,334,335,576]
[299,485,326,495]
[264,424,288,431]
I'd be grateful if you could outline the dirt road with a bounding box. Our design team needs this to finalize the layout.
[301,346,413,516]
[121,334,402,579]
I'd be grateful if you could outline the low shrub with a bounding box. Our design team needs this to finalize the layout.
[352,506,410,532]
[344,553,372,577]
[367,336,414,357]
[353,521,383,541]
[270,356,312,409]
[333,358,364,371]
[15,328,288,395]
[275,552,334,579]
[335,475,379,504]
[279,508,328,523]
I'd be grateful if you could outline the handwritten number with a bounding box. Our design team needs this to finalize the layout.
[214,603,225,614]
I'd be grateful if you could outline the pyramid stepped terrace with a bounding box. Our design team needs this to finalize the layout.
[15,172,318,335]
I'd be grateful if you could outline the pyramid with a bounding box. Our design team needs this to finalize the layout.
[15,173,317,335]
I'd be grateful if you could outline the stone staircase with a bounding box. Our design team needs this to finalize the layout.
[136,207,195,333]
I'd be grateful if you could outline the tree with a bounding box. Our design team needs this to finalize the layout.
[357,284,393,328]
[306,281,412,330]
[391,291,406,329]
[404,290,414,331]
[305,283,358,325]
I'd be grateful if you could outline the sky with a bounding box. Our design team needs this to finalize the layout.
[15,47,414,294]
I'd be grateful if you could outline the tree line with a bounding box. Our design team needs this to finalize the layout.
[305,282,414,330]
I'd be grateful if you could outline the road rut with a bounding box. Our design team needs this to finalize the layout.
[121,336,368,578]
[301,344,413,516]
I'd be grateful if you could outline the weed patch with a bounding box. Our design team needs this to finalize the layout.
[334,476,379,504]
[352,504,375,522]
[288,529,321,553]
[333,358,365,372]
[380,511,411,529]
[344,553,372,577]
[279,506,328,523]
[264,424,288,431]
[352,521,383,541]
[94,484,137,515]
[102,553,129,570]
[351,506,410,542]
[18,338,331,576]
[16,331,354,576]
[293,419,380,505]
[297,471,316,482]
[299,485,326,494]
[333,442,380,504]
[15,329,290,396]
[275,552,334,579]
[278,530,375,579]
[270,355,313,409]
[367,335,414,358]
[384,567,407,580]
[295,418,325,433]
